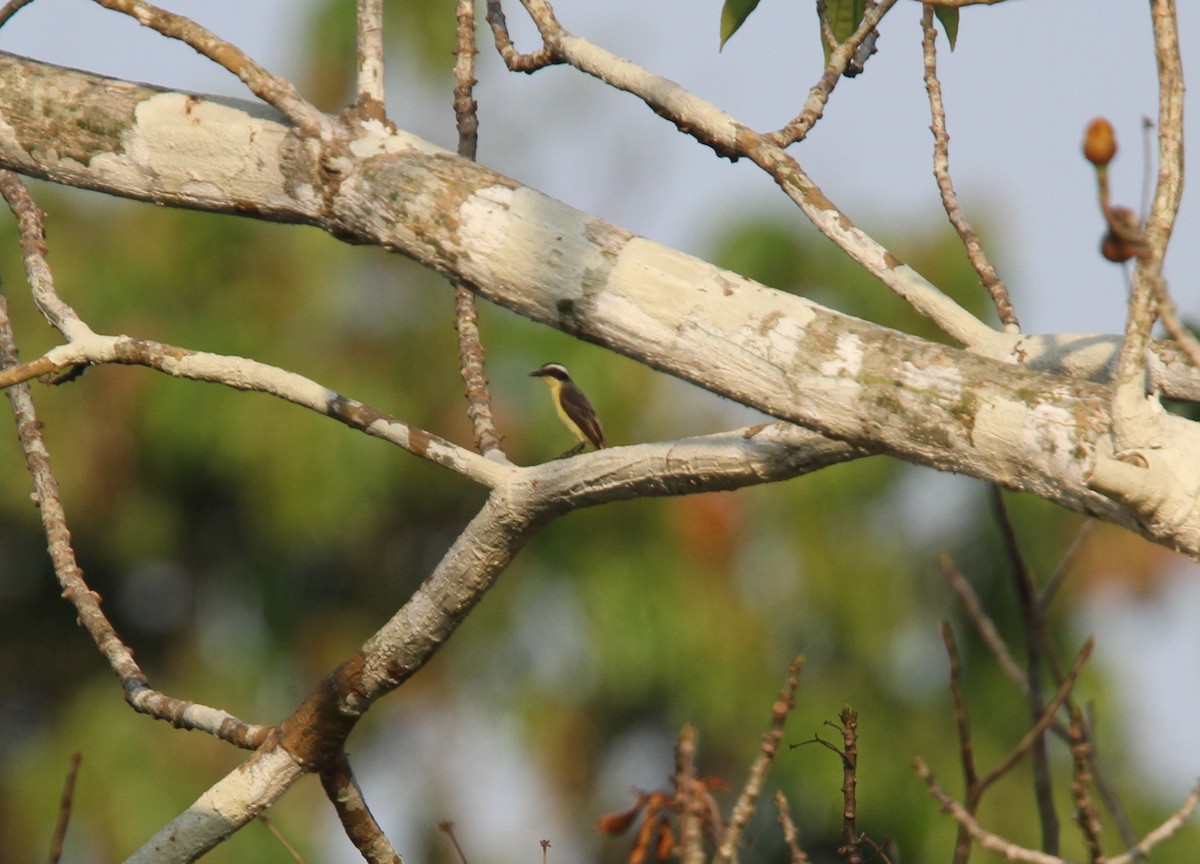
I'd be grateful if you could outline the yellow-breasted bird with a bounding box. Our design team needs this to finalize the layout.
[529,362,609,457]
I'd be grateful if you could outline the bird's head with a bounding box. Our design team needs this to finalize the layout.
[529,362,572,382]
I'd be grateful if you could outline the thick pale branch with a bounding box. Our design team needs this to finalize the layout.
[5,55,1200,555]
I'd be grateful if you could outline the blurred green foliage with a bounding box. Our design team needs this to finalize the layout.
[0,8,1190,864]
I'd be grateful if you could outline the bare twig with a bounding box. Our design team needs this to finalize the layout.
[938,553,1026,690]
[940,623,975,864]
[676,725,704,864]
[1083,703,1138,850]
[320,754,401,864]
[835,707,862,864]
[453,0,504,457]
[438,822,470,864]
[715,655,804,864]
[768,0,901,147]
[0,0,35,30]
[485,0,557,71]
[47,752,82,864]
[259,816,308,864]
[0,331,508,486]
[920,5,1018,332]
[976,638,1094,797]
[0,172,89,339]
[1039,520,1094,611]
[352,0,386,121]
[355,0,387,122]
[1152,278,1200,368]
[1068,709,1105,864]
[773,792,812,864]
[991,487,1059,854]
[1109,781,1200,864]
[1111,0,1184,449]
[914,758,1066,864]
[89,0,328,135]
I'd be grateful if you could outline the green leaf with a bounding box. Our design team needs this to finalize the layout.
[720,0,762,50]
[934,6,959,50]
[827,0,867,45]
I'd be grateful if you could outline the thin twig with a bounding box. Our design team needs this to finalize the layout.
[0,0,36,29]
[485,0,557,71]
[767,0,901,147]
[976,638,1094,797]
[47,752,82,864]
[715,655,804,864]
[1111,0,1184,451]
[355,0,387,122]
[920,5,1018,332]
[0,172,89,339]
[914,758,1066,864]
[1083,703,1138,850]
[259,816,308,864]
[938,553,1026,691]
[773,792,812,864]
[89,0,328,135]
[453,0,504,457]
[675,724,705,864]
[1068,708,1105,864]
[1039,520,1094,611]
[835,707,862,864]
[0,331,508,486]
[940,623,976,864]
[991,487,1059,854]
[319,753,401,864]
[1109,780,1200,864]
[1152,277,1200,368]
[438,822,470,864]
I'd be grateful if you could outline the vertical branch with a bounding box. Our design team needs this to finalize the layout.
[991,488,1059,855]
[1112,0,1184,448]
[355,0,387,121]
[773,792,812,864]
[920,5,1018,333]
[1068,709,1106,864]
[453,0,503,457]
[941,623,977,864]
[47,752,82,864]
[715,655,804,864]
[675,724,705,864]
[0,172,89,339]
[836,707,862,864]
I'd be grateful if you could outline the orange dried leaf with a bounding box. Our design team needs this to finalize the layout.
[655,820,676,861]
[597,796,647,835]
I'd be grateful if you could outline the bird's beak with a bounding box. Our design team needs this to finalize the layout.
[529,370,543,377]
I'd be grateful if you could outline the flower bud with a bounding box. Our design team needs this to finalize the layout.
[1084,117,1117,166]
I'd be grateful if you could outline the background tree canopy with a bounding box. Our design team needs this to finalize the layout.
[0,2,1197,864]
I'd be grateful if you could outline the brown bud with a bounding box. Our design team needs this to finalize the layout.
[1100,206,1145,263]
[1084,117,1117,166]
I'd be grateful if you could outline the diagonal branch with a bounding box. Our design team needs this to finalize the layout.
[920,5,1018,332]
[89,0,329,136]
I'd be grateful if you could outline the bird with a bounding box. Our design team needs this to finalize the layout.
[529,362,609,457]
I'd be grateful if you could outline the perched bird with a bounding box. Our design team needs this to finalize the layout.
[529,362,609,457]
